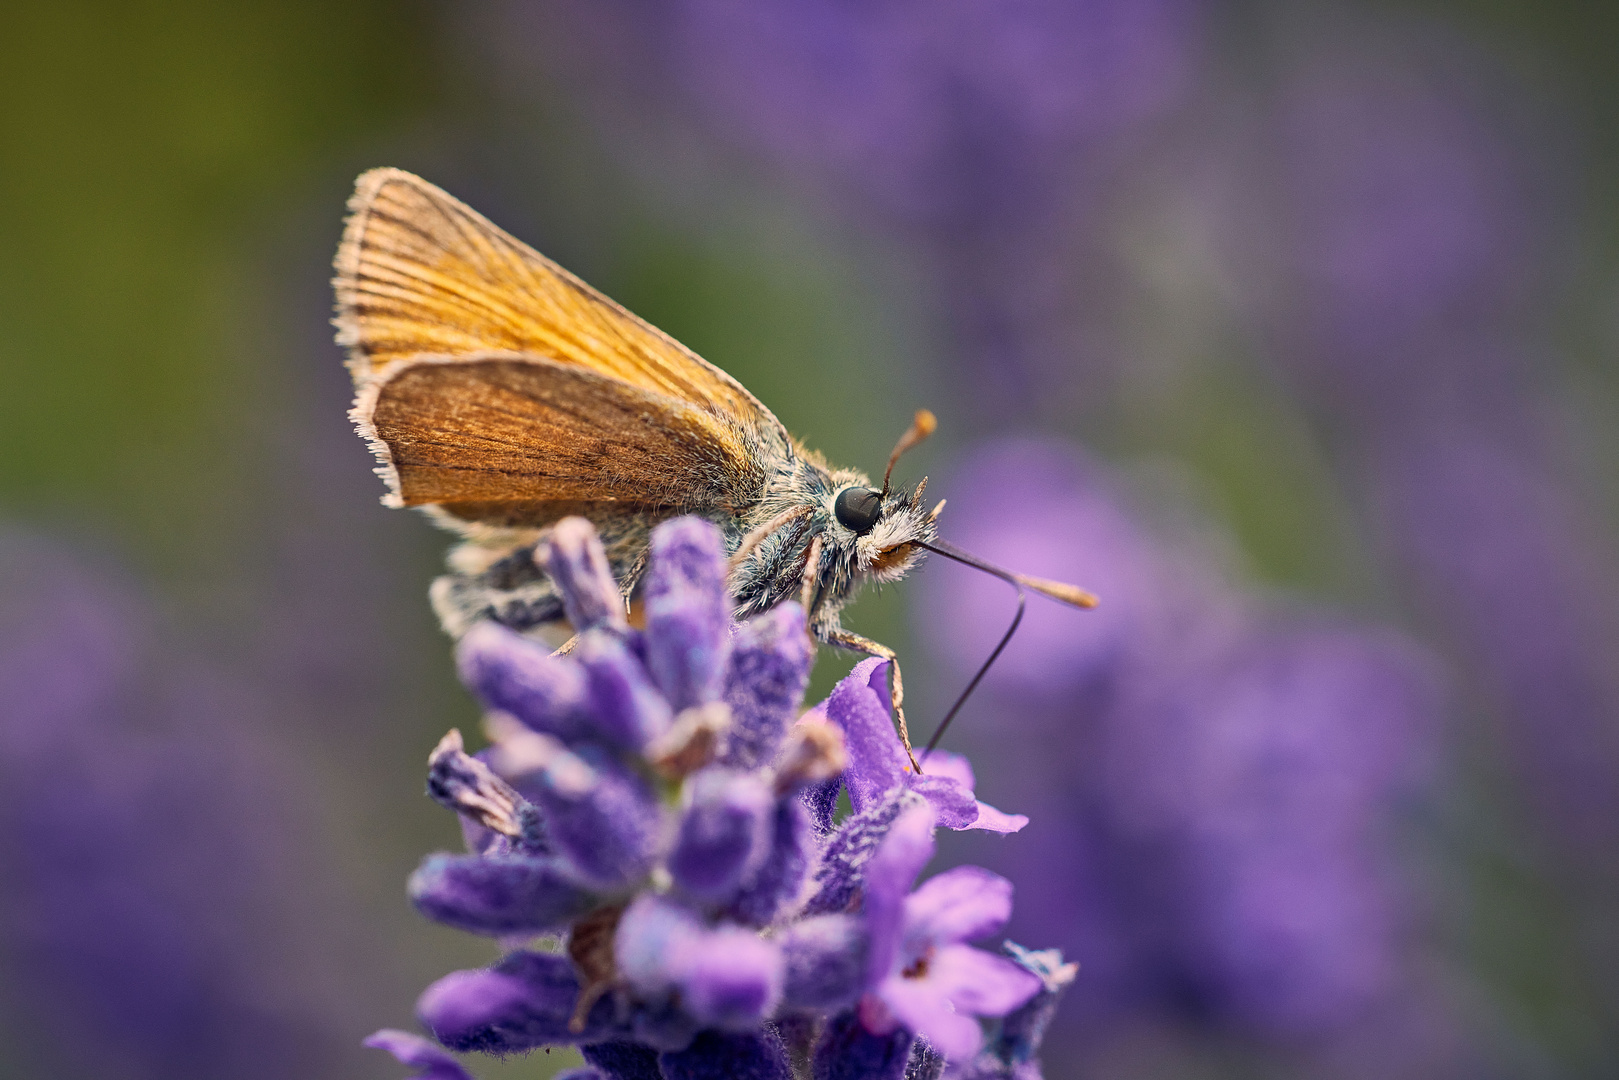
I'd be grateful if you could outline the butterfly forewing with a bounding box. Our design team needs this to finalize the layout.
[335,169,775,424]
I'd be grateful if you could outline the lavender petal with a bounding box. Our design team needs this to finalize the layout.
[965,802,1028,834]
[869,974,982,1062]
[824,658,910,813]
[901,865,1014,949]
[907,774,979,830]
[926,944,1042,1018]
[863,801,937,986]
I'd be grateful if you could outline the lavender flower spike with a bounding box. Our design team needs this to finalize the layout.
[379,516,1065,1076]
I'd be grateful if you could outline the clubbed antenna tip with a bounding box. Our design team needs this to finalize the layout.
[882,409,937,497]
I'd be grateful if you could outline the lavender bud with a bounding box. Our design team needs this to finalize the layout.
[988,943,1078,1069]
[659,1030,792,1080]
[811,1011,913,1080]
[644,518,731,711]
[779,914,868,1012]
[804,790,927,918]
[721,604,813,769]
[488,726,660,889]
[726,798,814,927]
[363,1029,478,1080]
[647,701,731,779]
[679,929,785,1030]
[615,894,785,1030]
[417,952,620,1053]
[409,853,594,936]
[540,518,626,633]
[426,730,545,851]
[903,1038,944,1080]
[577,629,675,750]
[581,1041,662,1080]
[668,767,774,903]
[773,720,847,795]
[456,622,591,741]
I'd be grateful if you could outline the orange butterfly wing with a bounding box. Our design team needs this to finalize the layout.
[333,168,787,519]
[353,351,765,516]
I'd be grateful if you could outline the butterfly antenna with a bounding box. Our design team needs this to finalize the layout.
[881,409,938,498]
[916,538,1097,759]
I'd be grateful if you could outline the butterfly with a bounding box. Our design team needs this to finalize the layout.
[333,168,1093,768]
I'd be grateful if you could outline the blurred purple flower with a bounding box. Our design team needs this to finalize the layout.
[518,0,1200,226]
[916,440,1444,1052]
[1259,28,1619,849]
[0,529,376,1079]
[1369,423,1619,847]
[386,516,1065,1078]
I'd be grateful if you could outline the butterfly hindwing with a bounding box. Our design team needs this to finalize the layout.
[353,351,768,518]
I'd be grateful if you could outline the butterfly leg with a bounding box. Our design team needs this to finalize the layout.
[823,628,920,774]
[799,535,824,614]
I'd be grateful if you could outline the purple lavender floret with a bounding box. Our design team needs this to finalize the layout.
[949,944,1078,1080]
[854,802,1043,1061]
[826,658,1028,835]
[372,516,1058,1079]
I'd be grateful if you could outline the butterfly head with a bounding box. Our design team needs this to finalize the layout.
[827,476,939,584]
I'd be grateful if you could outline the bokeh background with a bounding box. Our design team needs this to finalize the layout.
[4,2,1618,1077]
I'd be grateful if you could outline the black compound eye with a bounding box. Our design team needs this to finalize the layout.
[834,486,882,535]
